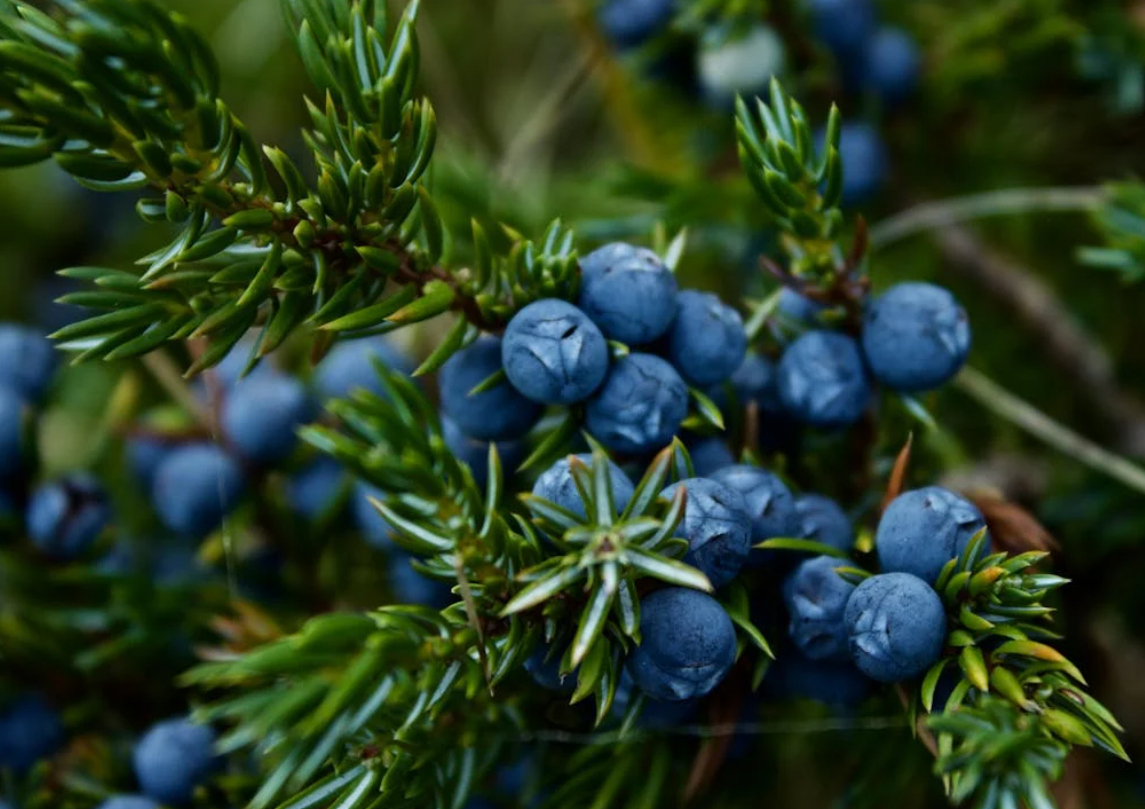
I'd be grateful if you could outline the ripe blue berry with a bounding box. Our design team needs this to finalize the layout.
[597,0,675,49]
[861,282,971,393]
[288,457,347,521]
[784,555,856,662]
[26,473,110,560]
[439,337,542,442]
[577,243,678,345]
[98,797,160,809]
[864,27,920,105]
[697,24,785,107]
[777,287,826,325]
[610,671,698,728]
[876,486,988,583]
[207,337,272,390]
[710,464,799,547]
[627,587,737,701]
[525,642,575,692]
[762,645,871,707]
[532,454,635,520]
[585,353,688,454]
[133,717,218,806]
[390,549,452,607]
[313,335,413,401]
[0,387,29,481]
[709,352,781,415]
[352,481,392,548]
[502,299,609,405]
[0,694,64,771]
[794,493,853,552]
[221,372,316,465]
[152,444,246,538]
[126,436,169,493]
[777,330,872,427]
[667,290,747,386]
[844,572,947,683]
[442,416,525,490]
[834,123,887,205]
[660,477,752,588]
[808,0,876,62]
[0,323,56,402]
[677,437,736,477]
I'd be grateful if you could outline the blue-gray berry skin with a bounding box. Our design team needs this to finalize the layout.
[808,0,875,61]
[778,330,872,427]
[525,642,575,693]
[784,555,856,662]
[126,436,168,493]
[710,464,799,546]
[0,387,28,480]
[0,694,64,771]
[313,335,413,401]
[352,481,392,549]
[532,454,635,520]
[709,352,782,415]
[585,353,688,454]
[795,493,853,553]
[677,437,735,477]
[152,444,246,538]
[133,717,218,806]
[502,299,609,404]
[667,290,747,386]
[597,0,675,49]
[442,417,525,490]
[221,372,316,465]
[844,572,947,683]
[761,644,871,708]
[577,243,678,344]
[876,486,988,583]
[288,457,347,521]
[864,27,920,105]
[627,587,737,701]
[439,336,542,442]
[609,671,698,729]
[816,123,887,205]
[776,288,826,325]
[660,477,752,588]
[862,282,971,393]
[98,797,160,809]
[26,474,110,560]
[0,323,56,402]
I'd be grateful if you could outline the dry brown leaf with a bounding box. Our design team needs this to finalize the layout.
[965,490,1059,555]
[880,433,914,516]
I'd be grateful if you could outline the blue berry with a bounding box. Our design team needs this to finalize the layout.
[221,372,316,465]
[98,798,161,809]
[0,387,29,481]
[26,473,110,560]
[762,646,871,707]
[313,335,413,401]
[831,123,888,206]
[876,486,987,583]
[660,477,752,588]
[133,717,218,806]
[784,555,856,662]
[208,337,272,390]
[532,454,635,520]
[439,337,542,442]
[389,550,452,607]
[794,493,853,552]
[442,416,525,490]
[0,323,56,402]
[126,436,169,492]
[152,444,246,538]
[288,457,347,521]
[677,437,735,477]
[864,27,920,105]
[808,0,876,62]
[610,671,698,728]
[627,587,737,701]
[525,642,575,692]
[577,243,678,345]
[697,24,785,107]
[585,353,688,454]
[352,481,392,548]
[597,0,675,49]
[844,572,947,683]
[710,464,799,547]
[709,352,781,415]
[861,282,971,393]
[777,330,872,427]
[502,299,609,404]
[0,694,64,771]
[777,288,826,324]
[666,290,747,386]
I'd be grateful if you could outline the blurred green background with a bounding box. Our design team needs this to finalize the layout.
[4,0,1145,804]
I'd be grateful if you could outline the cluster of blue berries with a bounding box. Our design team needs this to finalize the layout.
[774,281,971,428]
[441,242,747,461]
[809,0,921,106]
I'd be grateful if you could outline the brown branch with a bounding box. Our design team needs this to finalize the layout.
[896,684,939,758]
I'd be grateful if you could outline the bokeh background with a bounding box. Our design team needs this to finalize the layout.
[4,0,1145,805]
